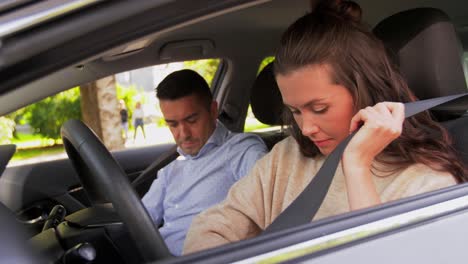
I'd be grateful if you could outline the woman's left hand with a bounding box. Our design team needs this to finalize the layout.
[344,102,405,168]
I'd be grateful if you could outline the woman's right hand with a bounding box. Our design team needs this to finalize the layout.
[343,102,405,169]
[341,102,404,210]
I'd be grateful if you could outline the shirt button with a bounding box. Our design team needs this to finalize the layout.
[175,204,179,209]
[166,223,171,227]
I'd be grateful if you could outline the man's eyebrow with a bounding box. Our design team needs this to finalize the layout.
[183,113,198,121]
[164,119,177,124]
[164,112,198,123]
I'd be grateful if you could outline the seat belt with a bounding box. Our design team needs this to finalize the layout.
[132,145,179,196]
[263,93,468,235]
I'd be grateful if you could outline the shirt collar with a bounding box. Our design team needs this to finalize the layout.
[177,120,230,159]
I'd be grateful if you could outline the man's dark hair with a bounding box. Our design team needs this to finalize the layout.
[156,69,212,109]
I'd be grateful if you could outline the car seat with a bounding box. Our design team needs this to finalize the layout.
[373,7,468,165]
[250,62,287,150]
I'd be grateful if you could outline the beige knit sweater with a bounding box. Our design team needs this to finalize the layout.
[183,136,456,254]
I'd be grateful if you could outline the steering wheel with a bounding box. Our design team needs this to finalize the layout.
[61,119,171,261]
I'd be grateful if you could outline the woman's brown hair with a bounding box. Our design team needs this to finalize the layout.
[274,0,466,182]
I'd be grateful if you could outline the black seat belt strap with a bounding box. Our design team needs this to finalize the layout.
[132,146,179,195]
[263,93,468,234]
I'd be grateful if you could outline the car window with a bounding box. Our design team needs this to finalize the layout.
[115,59,220,148]
[464,52,468,83]
[2,59,220,166]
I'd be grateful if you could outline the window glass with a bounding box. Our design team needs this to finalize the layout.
[258,56,275,74]
[3,87,81,166]
[464,52,468,83]
[116,59,220,148]
[2,59,220,166]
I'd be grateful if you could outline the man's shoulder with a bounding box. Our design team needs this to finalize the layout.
[226,132,266,147]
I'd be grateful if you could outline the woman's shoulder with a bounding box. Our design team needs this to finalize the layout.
[377,162,458,202]
[397,163,457,191]
[270,136,299,152]
[403,163,455,178]
[255,136,313,168]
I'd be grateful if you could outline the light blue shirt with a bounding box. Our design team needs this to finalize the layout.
[142,122,267,255]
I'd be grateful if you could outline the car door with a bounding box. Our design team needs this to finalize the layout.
[0,1,238,235]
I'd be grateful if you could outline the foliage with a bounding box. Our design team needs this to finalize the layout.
[244,105,271,132]
[116,83,149,126]
[116,83,138,112]
[258,56,275,74]
[11,132,58,149]
[5,108,27,139]
[22,87,82,140]
[0,117,15,144]
[11,145,65,161]
[184,59,220,85]
[244,120,270,132]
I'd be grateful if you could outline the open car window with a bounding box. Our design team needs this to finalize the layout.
[1,59,221,166]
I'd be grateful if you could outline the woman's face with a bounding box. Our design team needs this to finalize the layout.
[277,64,355,155]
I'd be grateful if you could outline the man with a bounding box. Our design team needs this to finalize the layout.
[142,69,267,256]
[119,99,129,140]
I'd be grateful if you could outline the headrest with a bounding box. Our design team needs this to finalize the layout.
[250,62,284,125]
[373,8,468,120]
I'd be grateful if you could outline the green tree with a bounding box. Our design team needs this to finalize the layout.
[184,59,220,85]
[258,56,275,74]
[116,83,149,127]
[23,87,82,141]
[5,108,27,139]
[0,117,15,144]
[116,83,138,111]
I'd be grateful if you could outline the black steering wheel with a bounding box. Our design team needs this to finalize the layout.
[61,119,171,261]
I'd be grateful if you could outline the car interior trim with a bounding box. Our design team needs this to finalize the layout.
[0,0,103,39]
[234,194,468,263]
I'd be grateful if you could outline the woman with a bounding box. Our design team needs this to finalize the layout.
[119,99,129,140]
[183,0,466,254]
[133,101,146,140]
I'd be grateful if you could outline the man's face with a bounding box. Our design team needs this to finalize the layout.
[160,94,218,156]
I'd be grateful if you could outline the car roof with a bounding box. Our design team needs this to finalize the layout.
[0,0,467,116]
